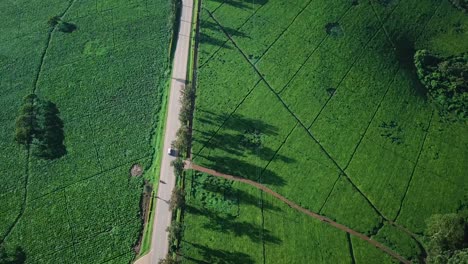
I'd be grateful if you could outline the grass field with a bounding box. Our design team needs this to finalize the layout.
[0,0,173,262]
[184,0,468,262]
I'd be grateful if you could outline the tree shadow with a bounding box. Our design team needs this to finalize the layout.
[202,20,251,39]
[393,36,428,98]
[58,22,77,33]
[0,246,26,264]
[180,241,256,264]
[34,101,67,159]
[187,173,282,212]
[198,155,287,186]
[209,0,269,10]
[184,204,282,245]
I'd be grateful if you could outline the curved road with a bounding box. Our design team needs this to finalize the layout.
[135,0,193,263]
[186,161,411,264]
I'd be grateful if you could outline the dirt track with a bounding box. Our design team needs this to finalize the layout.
[185,161,410,264]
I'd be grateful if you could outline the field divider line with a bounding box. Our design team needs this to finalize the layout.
[317,173,343,214]
[0,150,30,244]
[3,0,80,242]
[305,0,404,129]
[193,79,262,159]
[347,233,356,264]
[342,64,401,171]
[368,0,397,49]
[252,0,316,65]
[87,119,105,173]
[186,162,411,264]
[258,122,299,180]
[393,110,434,221]
[63,191,78,260]
[277,4,355,95]
[207,7,393,228]
[32,0,78,94]
[307,25,395,131]
[198,2,267,69]
[27,154,153,203]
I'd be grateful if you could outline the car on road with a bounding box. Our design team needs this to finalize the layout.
[168,148,176,156]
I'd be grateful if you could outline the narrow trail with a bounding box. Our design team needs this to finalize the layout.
[185,161,411,264]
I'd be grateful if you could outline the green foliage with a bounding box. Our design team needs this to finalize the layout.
[189,0,467,263]
[414,50,468,119]
[1,0,174,262]
[167,221,183,243]
[14,95,66,159]
[170,187,185,211]
[426,214,466,253]
[0,246,26,264]
[171,158,185,177]
[449,0,468,12]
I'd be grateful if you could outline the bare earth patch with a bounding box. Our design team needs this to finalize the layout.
[130,164,144,177]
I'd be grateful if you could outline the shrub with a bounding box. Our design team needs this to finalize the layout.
[169,187,185,211]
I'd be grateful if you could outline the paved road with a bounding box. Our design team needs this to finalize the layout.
[135,0,193,263]
[186,161,411,264]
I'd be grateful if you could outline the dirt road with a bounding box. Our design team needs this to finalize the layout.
[186,161,411,264]
[134,0,193,263]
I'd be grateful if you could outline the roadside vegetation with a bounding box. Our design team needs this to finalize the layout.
[0,0,173,262]
[181,0,468,263]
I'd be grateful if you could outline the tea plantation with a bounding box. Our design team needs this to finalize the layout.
[0,0,173,262]
[184,0,468,263]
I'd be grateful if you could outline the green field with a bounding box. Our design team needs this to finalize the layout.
[0,0,173,262]
[184,0,468,263]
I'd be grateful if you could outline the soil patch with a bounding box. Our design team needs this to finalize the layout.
[130,164,144,177]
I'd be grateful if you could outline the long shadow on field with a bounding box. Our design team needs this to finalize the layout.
[181,241,255,264]
[394,36,427,98]
[202,20,251,39]
[199,32,232,50]
[196,155,287,186]
[187,173,282,212]
[185,205,282,245]
[209,0,268,10]
[193,111,293,186]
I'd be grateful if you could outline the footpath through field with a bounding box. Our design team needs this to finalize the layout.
[134,0,193,263]
[185,161,411,264]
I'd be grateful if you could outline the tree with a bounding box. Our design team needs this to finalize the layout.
[169,187,185,211]
[426,213,465,253]
[171,158,185,177]
[173,125,190,155]
[166,221,183,242]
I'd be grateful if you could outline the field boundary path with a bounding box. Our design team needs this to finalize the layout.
[134,0,194,263]
[185,161,411,264]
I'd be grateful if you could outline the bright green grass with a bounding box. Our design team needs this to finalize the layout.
[182,171,390,264]
[188,0,467,262]
[352,235,397,264]
[0,0,173,262]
